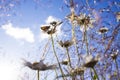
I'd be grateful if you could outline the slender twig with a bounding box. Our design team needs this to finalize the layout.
[104,23,120,54]
[50,34,65,80]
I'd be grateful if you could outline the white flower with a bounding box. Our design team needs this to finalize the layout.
[58,40,73,48]
[83,54,100,68]
[23,59,57,71]
[77,13,95,32]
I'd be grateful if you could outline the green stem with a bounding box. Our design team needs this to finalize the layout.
[115,59,120,80]
[66,47,72,68]
[50,34,65,80]
[92,67,99,80]
[37,70,40,80]
[84,25,89,55]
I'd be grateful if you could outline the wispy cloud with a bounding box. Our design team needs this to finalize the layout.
[2,23,35,43]
[39,16,63,41]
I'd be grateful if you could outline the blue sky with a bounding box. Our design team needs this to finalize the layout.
[0,0,120,80]
[0,0,68,80]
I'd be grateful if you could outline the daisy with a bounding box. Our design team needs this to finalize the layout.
[58,40,73,48]
[83,54,100,68]
[77,13,95,32]
[23,59,57,71]
[56,67,85,79]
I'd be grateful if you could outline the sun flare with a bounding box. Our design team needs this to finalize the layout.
[0,63,19,80]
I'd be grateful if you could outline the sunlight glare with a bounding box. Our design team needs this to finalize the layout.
[0,63,19,80]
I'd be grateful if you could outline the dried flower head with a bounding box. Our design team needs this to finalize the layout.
[111,50,119,60]
[23,59,57,71]
[40,20,62,35]
[83,55,99,68]
[40,25,50,32]
[77,13,95,32]
[71,67,85,75]
[116,12,120,22]
[98,27,108,34]
[56,67,85,79]
[61,59,69,65]
[50,21,63,27]
[66,13,78,22]
[58,40,73,48]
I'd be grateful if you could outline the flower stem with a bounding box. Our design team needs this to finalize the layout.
[84,25,89,55]
[115,59,120,80]
[92,67,99,80]
[66,47,72,68]
[71,23,80,66]
[50,34,65,80]
[37,70,40,80]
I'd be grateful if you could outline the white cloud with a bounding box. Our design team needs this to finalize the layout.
[45,16,59,24]
[39,16,63,41]
[2,23,35,43]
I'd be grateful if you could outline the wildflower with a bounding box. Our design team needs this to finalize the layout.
[98,27,108,34]
[111,50,119,60]
[83,54,100,68]
[58,40,73,48]
[50,21,63,27]
[40,21,62,35]
[23,59,57,71]
[66,13,78,25]
[116,12,120,22]
[61,59,69,65]
[40,25,50,32]
[77,13,95,32]
[56,67,85,79]
[71,67,85,76]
